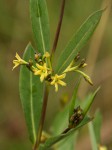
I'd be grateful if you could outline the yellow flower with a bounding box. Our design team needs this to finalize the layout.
[43,52,50,58]
[34,63,48,82]
[99,145,107,150]
[12,53,28,70]
[51,74,66,92]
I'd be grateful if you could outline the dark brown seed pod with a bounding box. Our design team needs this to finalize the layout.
[69,105,84,127]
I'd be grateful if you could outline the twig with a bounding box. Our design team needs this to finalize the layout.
[51,0,66,56]
[62,127,71,134]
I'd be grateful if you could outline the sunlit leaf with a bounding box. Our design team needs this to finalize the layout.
[93,110,102,144]
[69,79,80,119]
[55,10,104,74]
[83,87,100,116]
[19,43,44,143]
[51,103,78,150]
[30,0,50,54]
[51,105,69,136]
[57,132,78,150]
[89,122,98,150]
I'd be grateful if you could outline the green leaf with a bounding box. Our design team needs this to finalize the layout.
[57,132,78,150]
[51,105,69,136]
[39,116,91,150]
[55,10,103,74]
[89,122,98,150]
[51,99,79,150]
[83,87,100,116]
[93,110,102,144]
[51,105,78,150]
[19,43,44,144]
[30,0,50,54]
[69,79,80,119]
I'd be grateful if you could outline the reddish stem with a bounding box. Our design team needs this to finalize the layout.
[51,0,66,55]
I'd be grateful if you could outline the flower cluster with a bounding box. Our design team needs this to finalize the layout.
[13,51,92,92]
[13,52,66,92]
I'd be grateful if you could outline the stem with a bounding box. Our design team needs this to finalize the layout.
[51,0,66,55]
[33,85,49,150]
[62,127,71,134]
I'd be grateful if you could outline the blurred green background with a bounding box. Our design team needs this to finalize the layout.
[0,0,112,149]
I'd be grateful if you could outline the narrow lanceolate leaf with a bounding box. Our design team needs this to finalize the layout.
[51,100,78,150]
[51,105,69,136]
[39,117,92,150]
[57,132,78,150]
[19,43,44,144]
[89,122,98,150]
[30,0,50,54]
[83,87,100,116]
[55,10,104,74]
[69,79,80,119]
[93,110,102,144]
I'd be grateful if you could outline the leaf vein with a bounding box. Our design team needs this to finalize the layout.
[30,72,36,142]
[37,1,46,53]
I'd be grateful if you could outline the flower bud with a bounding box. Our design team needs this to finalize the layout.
[74,52,80,62]
[35,53,42,62]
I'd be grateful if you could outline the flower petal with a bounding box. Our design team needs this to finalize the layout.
[43,52,50,58]
[15,53,21,60]
[58,80,66,86]
[55,83,58,92]
[34,70,42,75]
[12,63,19,70]
[40,74,45,82]
[57,73,66,79]
[50,79,55,85]
[36,63,44,70]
